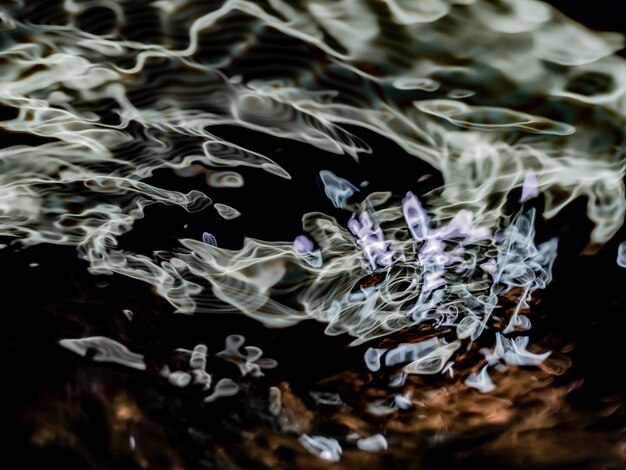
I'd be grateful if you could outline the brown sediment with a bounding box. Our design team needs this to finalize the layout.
[277,382,315,435]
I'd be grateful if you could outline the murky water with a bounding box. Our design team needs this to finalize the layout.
[3,1,626,468]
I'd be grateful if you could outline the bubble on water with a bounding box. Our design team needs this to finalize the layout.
[298,435,342,462]
[189,344,208,370]
[404,341,461,375]
[59,336,146,370]
[310,391,344,407]
[269,386,282,416]
[202,232,217,246]
[168,371,192,387]
[207,171,244,188]
[214,203,241,220]
[357,434,388,452]
[364,347,385,372]
[465,365,496,393]
[617,241,626,268]
[203,378,240,403]
[319,170,358,209]
[216,334,277,377]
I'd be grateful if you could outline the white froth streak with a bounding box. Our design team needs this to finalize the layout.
[0,0,623,340]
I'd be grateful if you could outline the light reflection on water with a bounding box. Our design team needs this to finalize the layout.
[2,0,626,468]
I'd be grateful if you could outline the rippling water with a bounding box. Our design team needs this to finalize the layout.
[3,0,626,468]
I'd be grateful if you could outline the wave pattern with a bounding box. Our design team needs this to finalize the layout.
[2,0,626,464]
[1,0,624,305]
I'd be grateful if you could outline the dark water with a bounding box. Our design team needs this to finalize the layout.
[3,1,626,468]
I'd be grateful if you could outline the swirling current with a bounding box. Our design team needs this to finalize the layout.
[3,0,626,468]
